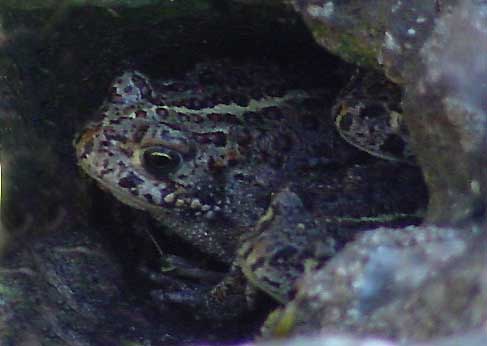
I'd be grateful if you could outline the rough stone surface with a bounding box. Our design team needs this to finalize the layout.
[293,0,387,70]
[292,0,447,82]
[402,0,487,223]
[238,329,487,346]
[262,224,486,341]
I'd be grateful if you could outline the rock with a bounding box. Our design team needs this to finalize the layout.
[402,0,487,223]
[262,224,486,341]
[293,0,387,70]
[234,329,487,346]
[0,229,175,346]
[293,0,442,82]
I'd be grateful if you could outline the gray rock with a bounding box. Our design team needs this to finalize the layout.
[403,0,487,223]
[243,329,487,346]
[261,224,486,341]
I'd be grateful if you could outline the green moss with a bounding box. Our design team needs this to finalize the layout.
[309,21,380,69]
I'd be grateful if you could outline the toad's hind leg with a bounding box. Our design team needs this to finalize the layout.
[238,189,336,304]
[332,71,415,164]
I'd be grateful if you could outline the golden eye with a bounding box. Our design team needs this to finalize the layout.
[142,147,182,178]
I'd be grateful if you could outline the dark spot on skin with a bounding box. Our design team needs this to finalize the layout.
[217,93,236,105]
[381,134,406,157]
[233,173,246,181]
[294,261,305,274]
[208,156,226,174]
[435,0,443,13]
[119,146,133,157]
[104,128,128,142]
[100,168,114,176]
[208,113,241,124]
[152,96,166,106]
[110,93,125,104]
[160,120,184,131]
[269,245,298,266]
[118,172,144,189]
[135,110,147,118]
[210,132,227,146]
[226,153,240,167]
[132,74,152,98]
[195,97,212,109]
[186,98,206,110]
[190,114,205,123]
[177,113,191,122]
[159,189,168,203]
[240,244,253,260]
[234,95,250,107]
[261,277,281,289]
[234,128,252,147]
[144,193,154,204]
[79,141,93,159]
[262,106,284,121]
[250,256,266,273]
[174,100,185,107]
[133,125,149,143]
[108,117,122,125]
[361,103,387,118]
[194,132,227,147]
[244,111,263,125]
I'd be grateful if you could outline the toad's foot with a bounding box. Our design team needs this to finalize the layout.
[141,255,251,321]
[332,71,415,163]
[238,188,337,303]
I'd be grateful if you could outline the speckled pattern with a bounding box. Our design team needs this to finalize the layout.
[76,64,319,215]
[75,61,426,306]
[332,71,414,163]
[238,189,336,303]
[75,61,337,262]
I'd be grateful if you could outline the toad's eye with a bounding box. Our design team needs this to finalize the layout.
[142,147,182,178]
